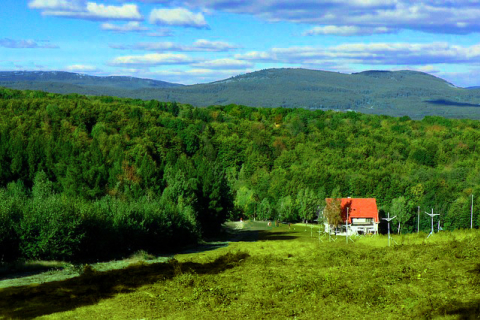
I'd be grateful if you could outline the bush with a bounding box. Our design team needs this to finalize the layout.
[19,195,84,260]
[0,172,202,262]
[0,190,22,262]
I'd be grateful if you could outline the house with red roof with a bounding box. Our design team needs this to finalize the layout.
[324,198,379,235]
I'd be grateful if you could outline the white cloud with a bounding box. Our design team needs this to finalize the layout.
[110,39,238,52]
[304,25,396,36]
[110,42,178,51]
[101,22,148,33]
[415,65,441,74]
[115,67,253,85]
[234,51,274,62]
[110,53,195,66]
[236,42,480,66]
[192,58,253,69]
[138,0,480,34]
[191,39,237,51]
[30,1,142,21]
[149,8,208,29]
[65,64,100,72]
[28,0,84,11]
[0,38,59,49]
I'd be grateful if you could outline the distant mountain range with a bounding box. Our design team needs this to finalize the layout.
[0,71,181,89]
[2,69,480,119]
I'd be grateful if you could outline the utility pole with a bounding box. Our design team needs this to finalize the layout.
[425,208,439,239]
[382,212,396,247]
[437,211,441,232]
[471,193,474,229]
[417,206,420,233]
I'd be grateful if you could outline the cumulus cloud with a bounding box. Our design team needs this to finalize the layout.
[137,0,480,34]
[235,42,480,66]
[109,52,253,80]
[101,22,149,33]
[0,38,59,49]
[192,39,238,51]
[110,39,238,52]
[149,8,208,29]
[110,53,195,66]
[28,0,84,11]
[29,1,142,21]
[304,25,396,36]
[234,51,275,62]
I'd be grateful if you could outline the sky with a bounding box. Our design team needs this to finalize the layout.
[1,0,480,86]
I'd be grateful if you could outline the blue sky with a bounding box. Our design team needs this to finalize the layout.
[1,0,480,86]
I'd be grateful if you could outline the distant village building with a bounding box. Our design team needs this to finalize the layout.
[324,198,379,235]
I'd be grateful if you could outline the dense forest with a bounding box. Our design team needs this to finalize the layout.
[0,87,479,262]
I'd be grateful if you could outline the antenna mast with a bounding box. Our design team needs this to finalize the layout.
[382,212,396,247]
[471,193,474,229]
[425,208,439,239]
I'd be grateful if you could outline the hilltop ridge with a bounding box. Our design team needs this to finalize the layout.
[2,68,480,119]
[0,71,182,90]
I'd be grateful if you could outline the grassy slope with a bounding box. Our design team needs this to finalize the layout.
[1,222,479,319]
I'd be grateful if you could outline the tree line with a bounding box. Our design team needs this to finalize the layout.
[0,87,479,261]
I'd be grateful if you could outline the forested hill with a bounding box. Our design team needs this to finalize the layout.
[0,71,182,95]
[1,87,479,262]
[3,68,480,119]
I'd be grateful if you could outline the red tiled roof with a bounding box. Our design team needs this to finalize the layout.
[325,198,379,223]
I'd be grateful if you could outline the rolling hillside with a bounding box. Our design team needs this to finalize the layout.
[2,69,480,119]
[0,71,182,93]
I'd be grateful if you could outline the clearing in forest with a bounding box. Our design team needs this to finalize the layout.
[0,221,479,319]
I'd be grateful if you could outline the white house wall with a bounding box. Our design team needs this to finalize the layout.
[324,222,379,235]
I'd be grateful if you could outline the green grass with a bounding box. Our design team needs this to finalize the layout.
[1,221,479,319]
[0,260,72,284]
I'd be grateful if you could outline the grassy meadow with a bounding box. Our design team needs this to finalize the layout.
[1,221,479,319]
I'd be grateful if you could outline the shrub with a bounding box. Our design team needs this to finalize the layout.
[19,195,84,260]
[0,190,22,262]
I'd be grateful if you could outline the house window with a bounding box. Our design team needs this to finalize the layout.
[352,218,373,224]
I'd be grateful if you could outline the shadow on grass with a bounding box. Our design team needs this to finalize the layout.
[220,221,302,243]
[0,262,68,281]
[0,243,233,283]
[223,230,300,242]
[177,242,229,254]
[0,251,249,320]
[440,264,480,319]
[258,231,299,241]
[446,301,480,319]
